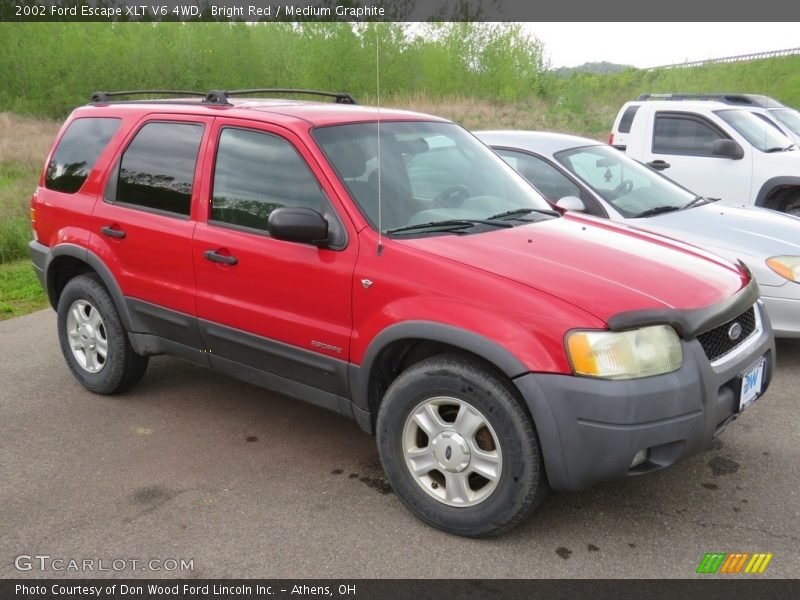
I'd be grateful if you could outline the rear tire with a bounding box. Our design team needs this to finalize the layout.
[57,274,148,394]
[376,354,547,537]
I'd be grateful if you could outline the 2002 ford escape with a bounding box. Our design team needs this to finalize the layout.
[30,90,775,536]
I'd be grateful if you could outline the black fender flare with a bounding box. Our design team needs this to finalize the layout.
[755,176,800,209]
[45,243,134,331]
[347,320,529,414]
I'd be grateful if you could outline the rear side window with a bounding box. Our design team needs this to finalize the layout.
[116,122,204,217]
[617,106,640,133]
[45,118,121,193]
[652,113,726,156]
[210,128,327,231]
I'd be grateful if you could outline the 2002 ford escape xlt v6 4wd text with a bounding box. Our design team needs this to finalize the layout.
[30,90,775,537]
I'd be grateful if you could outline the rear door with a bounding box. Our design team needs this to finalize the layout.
[639,111,751,204]
[92,115,212,347]
[192,118,357,395]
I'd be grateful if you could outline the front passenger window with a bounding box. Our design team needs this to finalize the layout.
[653,114,726,156]
[211,128,327,231]
[495,149,581,201]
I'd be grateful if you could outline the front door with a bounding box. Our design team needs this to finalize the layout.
[192,119,358,395]
[641,111,751,204]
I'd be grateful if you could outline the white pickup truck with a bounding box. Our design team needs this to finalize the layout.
[610,94,800,216]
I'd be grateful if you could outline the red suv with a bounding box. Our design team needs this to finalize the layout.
[30,90,774,536]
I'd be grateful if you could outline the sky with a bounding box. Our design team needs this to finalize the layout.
[524,23,800,69]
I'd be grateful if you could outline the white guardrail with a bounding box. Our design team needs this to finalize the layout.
[646,47,800,71]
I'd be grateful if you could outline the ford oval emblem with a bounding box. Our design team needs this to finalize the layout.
[728,322,743,341]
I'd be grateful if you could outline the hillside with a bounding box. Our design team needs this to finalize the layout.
[551,61,634,76]
[1,22,798,137]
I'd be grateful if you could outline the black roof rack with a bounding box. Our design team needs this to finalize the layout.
[90,88,357,106]
[202,89,357,105]
[637,93,785,108]
[90,90,206,103]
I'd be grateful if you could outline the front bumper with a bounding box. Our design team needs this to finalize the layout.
[513,304,775,491]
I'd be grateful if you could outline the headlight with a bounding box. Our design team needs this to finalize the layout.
[566,325,683,379]
[766,255,800,282]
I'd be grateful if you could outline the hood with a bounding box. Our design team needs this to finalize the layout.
[398,214,748,324]
[635,203,800,287]
[757,146,800,170]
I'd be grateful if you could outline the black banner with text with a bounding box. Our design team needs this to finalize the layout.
[2,0,800,22]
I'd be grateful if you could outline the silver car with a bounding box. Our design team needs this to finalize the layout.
[476,130,800,338]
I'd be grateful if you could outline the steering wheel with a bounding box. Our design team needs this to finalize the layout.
[611,180,633,198]
[433,185,470,208]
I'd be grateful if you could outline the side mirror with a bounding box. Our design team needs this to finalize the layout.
[711,139,744,160]
[556,196,586,212]
[267,207,329,247]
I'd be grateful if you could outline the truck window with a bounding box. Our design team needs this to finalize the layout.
[769,108,800,137]
[652,113,726,156]
[617,106,640,133]
[715,109,793,152]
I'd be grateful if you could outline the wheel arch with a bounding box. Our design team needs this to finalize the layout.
[348,321,530,433]
[45,244,133,331]
[755,177,800,212]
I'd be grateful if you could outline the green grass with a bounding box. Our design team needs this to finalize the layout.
[0,215,32,264]
[0,162,39,263]
[0,161,47,319]
[0,259,48,320]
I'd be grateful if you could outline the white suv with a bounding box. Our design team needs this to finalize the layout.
[610,94,800,215]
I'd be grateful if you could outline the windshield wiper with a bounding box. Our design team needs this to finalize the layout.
[680,196,719,211]
[765,145,793,152]
[487,207,560,220]
[635,205,682,218]
[385,219,514,235]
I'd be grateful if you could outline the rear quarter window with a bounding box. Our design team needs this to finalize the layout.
[617,106,640,133]
[45,118,121,193]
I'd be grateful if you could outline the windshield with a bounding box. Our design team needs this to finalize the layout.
[312,122,553,234]
[553,144,697,218]
[714,109,792,151]
[769,108,800,137]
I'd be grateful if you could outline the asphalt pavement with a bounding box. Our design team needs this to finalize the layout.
[1,310,798,579]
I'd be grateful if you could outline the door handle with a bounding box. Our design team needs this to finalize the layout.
[646,160,670,171]
[204,249,238,266]
[100,225,126,239]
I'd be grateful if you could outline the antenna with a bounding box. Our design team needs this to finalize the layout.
[376,28,383,257]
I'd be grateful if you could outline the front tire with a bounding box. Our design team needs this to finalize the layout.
[57,274,148,394]
[779,189,800,217]
[376,354,547,537]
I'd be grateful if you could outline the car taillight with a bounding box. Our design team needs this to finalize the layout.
[30,196,38,241]
[608,133,614,145]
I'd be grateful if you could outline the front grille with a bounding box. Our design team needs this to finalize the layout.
[697,307,756,362]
